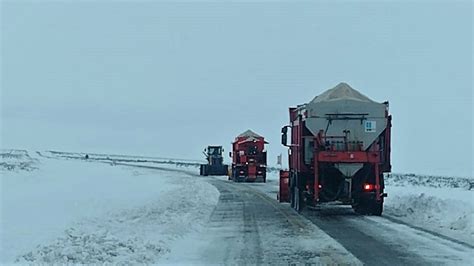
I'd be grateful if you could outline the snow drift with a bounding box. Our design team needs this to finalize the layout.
[384,173,473,245]
[1,150,219,264]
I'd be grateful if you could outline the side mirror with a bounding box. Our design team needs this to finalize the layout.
[281,126,289,146]
[229,152,232,158]
[281,132,287,146]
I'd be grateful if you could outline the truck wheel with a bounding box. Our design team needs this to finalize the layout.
[370,201,383,216]
[353,205,365,215]
[221,165,228,176]
[352,199,368,215]
[295,187,300,211]
[231,169,236,181]
[353,199,382,216]
[295,174,305,212]
[290,186,295,208]
[295,187,305,212]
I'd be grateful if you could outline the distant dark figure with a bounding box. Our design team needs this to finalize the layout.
[85,154,89,160]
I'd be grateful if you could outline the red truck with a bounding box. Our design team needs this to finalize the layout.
[278,83,392,215]
[230,130,268,182]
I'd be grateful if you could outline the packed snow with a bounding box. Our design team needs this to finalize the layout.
[0,150,219,264]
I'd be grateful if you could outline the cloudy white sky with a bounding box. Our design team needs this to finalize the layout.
[1,0,472,177]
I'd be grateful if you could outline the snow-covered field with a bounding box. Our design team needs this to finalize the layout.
[384,183,473,245]
[0,150,219,264]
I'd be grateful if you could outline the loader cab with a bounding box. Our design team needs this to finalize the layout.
[200,145,228,176]
[207,146,223,157]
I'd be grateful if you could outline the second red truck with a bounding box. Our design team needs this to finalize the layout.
[229,130,268,183]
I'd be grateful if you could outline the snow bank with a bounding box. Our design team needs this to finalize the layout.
[0,149,39,172]
[386,173,473,190]
[384,183,473,245]
[18,228,167,264]
[1,151,219,264]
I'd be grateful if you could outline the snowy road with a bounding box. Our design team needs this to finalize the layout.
[146,166,472,265]
[114,163,473,265]
[163,175,359,265]
[116,164,358,264]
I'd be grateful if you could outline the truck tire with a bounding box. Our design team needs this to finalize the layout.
[352,199,368,215]
[369,201,383,216]
[293,174,305,212]
[353,199,383,216]
[295,187,305,212]
[295,187,301,211]
[289,175,295,208]
[353,204,367,215]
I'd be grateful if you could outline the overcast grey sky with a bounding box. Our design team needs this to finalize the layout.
[1,0,472,177]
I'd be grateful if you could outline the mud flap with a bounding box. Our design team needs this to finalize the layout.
[278,170,290,202]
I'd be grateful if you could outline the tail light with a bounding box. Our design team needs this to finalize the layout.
[363,184,374,191]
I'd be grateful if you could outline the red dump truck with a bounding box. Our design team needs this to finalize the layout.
[278,83,392,215]
[229,130,268,182]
